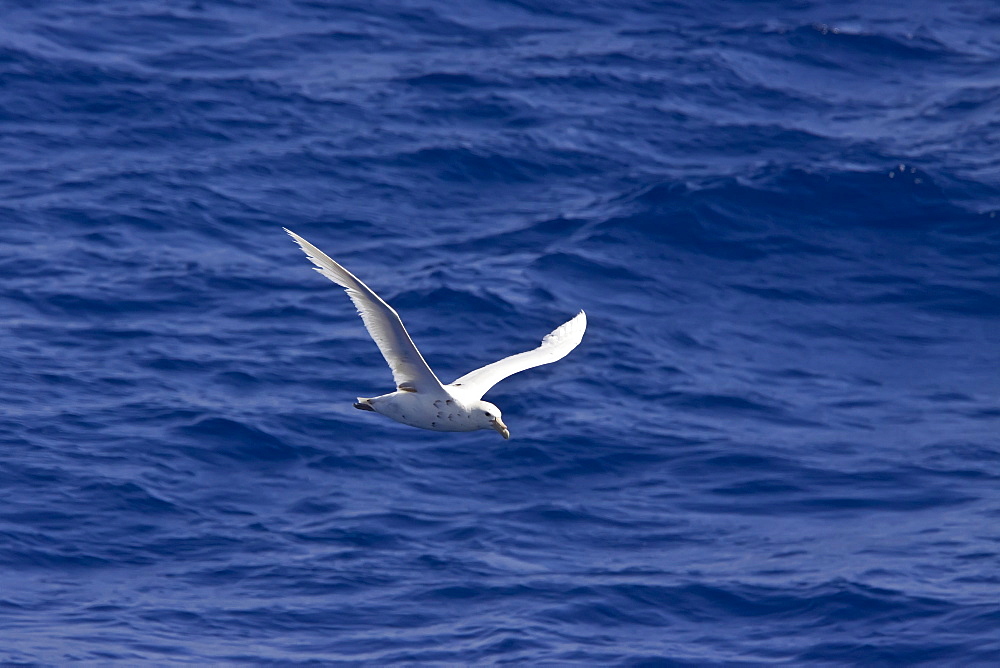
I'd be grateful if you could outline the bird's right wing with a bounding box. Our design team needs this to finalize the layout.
[449,311,586,400]
[285,229,443,393]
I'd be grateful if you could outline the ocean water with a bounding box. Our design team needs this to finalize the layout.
[2,0,999,664]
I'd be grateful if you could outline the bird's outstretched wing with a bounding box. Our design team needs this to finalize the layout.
[449,311,586,400]
[285,229,443,393]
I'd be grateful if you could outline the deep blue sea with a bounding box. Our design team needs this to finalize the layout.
[2,1,999,664]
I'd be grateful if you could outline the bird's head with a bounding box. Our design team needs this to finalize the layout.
[475,401,509,439]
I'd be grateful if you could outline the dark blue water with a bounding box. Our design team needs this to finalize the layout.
[2,1,999,664]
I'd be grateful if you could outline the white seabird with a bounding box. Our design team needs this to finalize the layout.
[285,229,586,439]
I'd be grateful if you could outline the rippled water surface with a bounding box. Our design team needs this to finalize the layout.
[2,0,999,664]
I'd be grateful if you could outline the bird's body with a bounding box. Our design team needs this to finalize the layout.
[357,390,483,433]
[285,229,586,439]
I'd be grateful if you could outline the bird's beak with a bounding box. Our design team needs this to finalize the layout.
[491,417,510,439]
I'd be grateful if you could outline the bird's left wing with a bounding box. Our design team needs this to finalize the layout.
[285,229,443,393]
[449,311,586,400]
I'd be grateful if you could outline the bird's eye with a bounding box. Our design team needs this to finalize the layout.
[485,412,492,418]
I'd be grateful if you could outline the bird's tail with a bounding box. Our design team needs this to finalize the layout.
[353,397,375,412]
